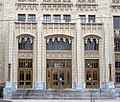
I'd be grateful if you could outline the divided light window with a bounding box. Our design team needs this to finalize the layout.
[79,15,86,23]
[43,15,51,22]
[63,15,71,22]
[28,14,36,22]
[113,16,120,29]
[18,14,26,22]
[53,15,61,23]
[88,15,96,23]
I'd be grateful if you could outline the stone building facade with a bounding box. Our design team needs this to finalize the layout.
[0,0,120,98]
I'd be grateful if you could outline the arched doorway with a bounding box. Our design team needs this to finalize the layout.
[17,35,33,88]
[46,36,72,89]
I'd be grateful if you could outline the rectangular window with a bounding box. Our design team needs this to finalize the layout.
[113,16,120,29]
[53,15,61,23]
[18,14,26,22]
[63,15,71,22]
[88,15,96,23]
[28,14,36,22]
[79,15,86,23]
[115,73,120,83]
[43,15,51,22]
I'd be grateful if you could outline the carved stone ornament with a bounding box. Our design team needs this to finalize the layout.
[18,52,33,59]
[115,53,120,61]
[41,4,73,11]
[111,5,120,13]
[46,51,72,59]
[84,51,99,58]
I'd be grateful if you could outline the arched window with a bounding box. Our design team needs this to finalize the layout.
[46,37,72,50]
[85,38,98,50]
[18,36,33,50]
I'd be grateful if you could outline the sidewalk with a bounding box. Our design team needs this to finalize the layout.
[1,99,119,102]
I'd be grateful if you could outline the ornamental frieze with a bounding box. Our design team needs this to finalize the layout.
[111,5,120,13]
[41,4,73,11]
[18,52,33,59]
[16,3,39,10]
[84,51,99,58]
[46,51,72,59]
[76,4,98,12]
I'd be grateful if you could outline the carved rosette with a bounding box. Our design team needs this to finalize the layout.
[85,51,99,59]
[46,51,72,59]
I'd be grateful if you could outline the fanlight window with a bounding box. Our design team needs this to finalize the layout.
[46,37,72,50]
[84,38,99,50]
[18,36,33,50]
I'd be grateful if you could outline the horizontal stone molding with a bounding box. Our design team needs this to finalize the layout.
[46,50,72,59]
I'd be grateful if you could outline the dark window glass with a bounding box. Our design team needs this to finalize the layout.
[18,14,26,22]
[43,15,51,22]
[115,73,120,83]
[46,38,72,50]
[114,38,120,51]
[54,15,61,23]
[80,15,86,23]
[85,38,98,50]
[28,14,36,22]
[113,16,120,29]
[64,15,71,22]
[18,37,33,50]
[88,15,96,23]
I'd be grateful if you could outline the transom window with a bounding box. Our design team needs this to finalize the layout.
[47,59,72,68]
[18,36,33,50]
[46,37,72,50]
[85,59,99,68]
[84,38,99,50]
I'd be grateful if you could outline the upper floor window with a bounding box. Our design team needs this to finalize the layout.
[18,14,26,22]
[114,38,120,51]
[28,14,36,22]
[84,38,99,50]
[88,15,96,23]
[53,15,61,23]
[80,15,86,23]
[63,15,71,22]
[43,15,51,22]
[113,16,120,29]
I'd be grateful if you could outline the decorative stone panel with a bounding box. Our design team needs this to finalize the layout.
[46,51,72,59]
[81,23,103,36]
[43,23,75,36]
[115,53,120,61]
[84,50,99,59]
[76,4,98,12]
[18,51,33,59]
